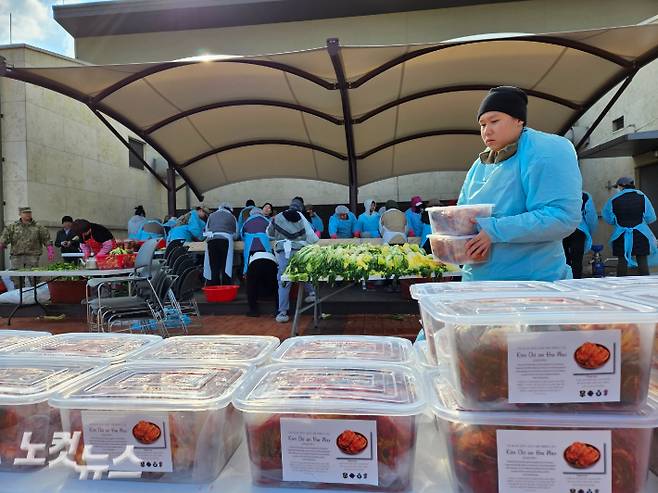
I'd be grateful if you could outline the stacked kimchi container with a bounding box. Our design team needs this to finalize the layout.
[410,277,658,493]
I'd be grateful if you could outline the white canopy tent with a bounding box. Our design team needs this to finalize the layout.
[2,23,658,213]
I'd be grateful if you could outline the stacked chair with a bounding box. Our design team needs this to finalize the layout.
[86,239,203,336]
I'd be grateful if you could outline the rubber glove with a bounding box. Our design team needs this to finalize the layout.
[99,240,114,256]
[47,245,55,262]
[408,229,415,237]
[330,234,337,239]
[353,231,361,238]
[315,231,321,238]
[80,244,91,260]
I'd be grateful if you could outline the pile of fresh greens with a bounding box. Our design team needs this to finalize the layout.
[284,243,447,283]
[20,262,84,280]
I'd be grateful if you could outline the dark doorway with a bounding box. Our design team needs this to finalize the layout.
[639,161,658,237]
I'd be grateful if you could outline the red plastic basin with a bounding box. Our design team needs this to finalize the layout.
[203,285,239,302]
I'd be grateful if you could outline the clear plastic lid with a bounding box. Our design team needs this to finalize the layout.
[425,204,494,212]
[0,329,51,353]
[0,358,106,405]
[270,336,415,364]
[49,362,249,411]
[618,288,658,308]
[413,340,449,370]
[410,280,565,300]
[7,333,162,363]
[232,362,426,416]
[417,291,658,326]
[134,335,280,365]
[429,372,658,428]
[556,275,658,291]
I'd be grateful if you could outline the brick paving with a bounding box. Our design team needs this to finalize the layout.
[2,313,421,341]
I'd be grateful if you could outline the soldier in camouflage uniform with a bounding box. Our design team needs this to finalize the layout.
[0,207,54,286]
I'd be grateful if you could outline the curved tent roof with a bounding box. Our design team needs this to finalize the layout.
[2,23,658,202]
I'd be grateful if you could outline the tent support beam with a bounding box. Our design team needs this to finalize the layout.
[358,129,481,159]
[91,108,170,190]
[574,72,637,151]
[327,38,358,213]
[180,139,347,169]
[145,99,342,134]
[354,85,580,124]
[167,168,177,217]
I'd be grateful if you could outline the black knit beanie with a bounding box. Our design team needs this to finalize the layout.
[477,86,528,122]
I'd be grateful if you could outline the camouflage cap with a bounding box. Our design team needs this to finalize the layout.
[18,206,32,214]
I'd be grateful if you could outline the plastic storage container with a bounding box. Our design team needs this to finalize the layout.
[617,288,658,375]
[0,329,51,353]
[429,373,658,493]
[233,362,426,491]
[49,362,250,483]
[270,336,415,365]
[5,333,161,364]
[556,275,658,291]
[426,204,493,236]
[0,358,104,471]
[409,280,565,300]
[413,340,450,371]
[428,234,489,265]
[417,291,658,411]
[134,335,279,366]
[650,378,658,475]
[412,281,565,366]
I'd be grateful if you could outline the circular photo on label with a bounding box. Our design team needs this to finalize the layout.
[132,420,162,445]
[563,442,601,469]
[574,342,610,370]
[336,430,368,455]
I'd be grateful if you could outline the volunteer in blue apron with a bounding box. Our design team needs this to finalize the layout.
[459,86,582,281]
[602,177,656,276]
[203,203,237,285]
[167,207,208,243]
[562,192,598,278]
[240,207,272,276]
[355,199,381,238]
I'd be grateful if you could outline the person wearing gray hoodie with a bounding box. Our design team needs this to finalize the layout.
[267,197,319,323]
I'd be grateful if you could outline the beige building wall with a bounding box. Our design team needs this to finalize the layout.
[72,0,658,211]
[576,57,658,255]
[76,0,658,64]
[0,45,169,265]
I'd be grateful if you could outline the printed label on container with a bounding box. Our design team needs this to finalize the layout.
[280,417,378,486]
[81,411,173,473]
[507,329,621,403]
[497,430,612,493]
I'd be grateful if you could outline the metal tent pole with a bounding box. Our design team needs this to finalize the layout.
[327,38,358,212]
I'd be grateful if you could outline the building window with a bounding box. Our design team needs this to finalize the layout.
[612,116,624,132]
[128,138,145,170]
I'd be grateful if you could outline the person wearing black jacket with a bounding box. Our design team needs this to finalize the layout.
[602,177,657,276]
[54,215,80,255]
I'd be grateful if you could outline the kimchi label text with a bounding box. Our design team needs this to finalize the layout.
[81,411,173,473]
[280,417,378,486]
[507,329,621,403]
[497,430,612,493]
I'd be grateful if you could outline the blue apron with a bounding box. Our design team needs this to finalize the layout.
[602,188,657,268]
[242,232,272,274]
[458,127,582,281]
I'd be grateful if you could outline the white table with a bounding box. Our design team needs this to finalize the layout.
[1,421,655,493]
[185,237,423,253]
[284,273,461,337]
[0,269,133,325]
